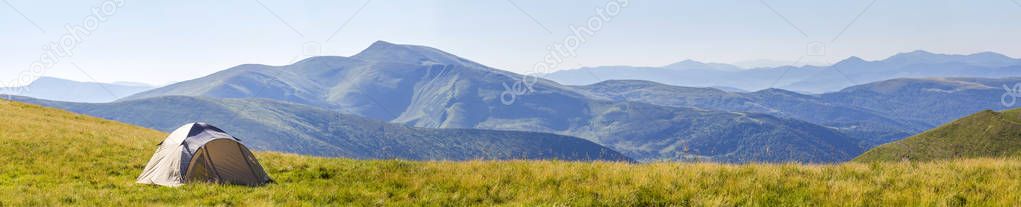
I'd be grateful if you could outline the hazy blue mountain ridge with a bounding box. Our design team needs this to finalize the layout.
[1,77,154,103]
[573,76,1021,148]
[545,50,1021,93]
[118,41,865,163]
[572,80,929,147]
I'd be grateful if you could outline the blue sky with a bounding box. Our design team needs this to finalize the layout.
[2,0,1020,85]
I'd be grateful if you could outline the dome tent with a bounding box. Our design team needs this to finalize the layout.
[137,123,271,187]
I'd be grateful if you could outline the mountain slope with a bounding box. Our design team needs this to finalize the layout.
[577,77,1021,147]
[0,76,154,103]
[11,96,632,162]
[3,98,1020,205]
[118,41,863,163]
[855,108,1021,162]
[573,80,929,147]
[545,51,1021,93]
[821,77,1017,126]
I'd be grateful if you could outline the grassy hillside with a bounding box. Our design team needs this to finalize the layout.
[855,108,1021,162]
[3,100,1021,206]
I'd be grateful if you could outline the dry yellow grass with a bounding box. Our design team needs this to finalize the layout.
[2,100,1020,206]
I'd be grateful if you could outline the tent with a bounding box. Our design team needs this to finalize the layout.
[137,122,271,187]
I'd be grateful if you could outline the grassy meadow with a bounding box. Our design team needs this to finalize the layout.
[856,109,1021,162]
[2,99,1021,206]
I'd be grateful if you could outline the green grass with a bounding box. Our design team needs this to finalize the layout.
[3,100,1021,206]
[855,108,1021,162]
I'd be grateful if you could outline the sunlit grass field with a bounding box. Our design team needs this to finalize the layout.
[2,99,1021,206]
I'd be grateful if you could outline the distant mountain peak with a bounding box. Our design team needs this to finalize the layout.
[884,50,941,61]
[665,59,741,71]
[904,50,935,55]
[4,76,155,103]
[352,40,488,68]
[370,40,397,47]
[664,59,701,68]
[677,59,701,64]
[354,40,415,58]
[881,50,1020,68]
[969,51,1013,59]
[31,76,89,84]
[358,40,403,54]
[834,56,868,66]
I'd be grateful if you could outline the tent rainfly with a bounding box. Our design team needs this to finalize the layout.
[137,123,271,187]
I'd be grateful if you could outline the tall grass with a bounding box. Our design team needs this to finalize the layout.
[2,100,1020,206]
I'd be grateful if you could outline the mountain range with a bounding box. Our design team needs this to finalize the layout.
[0,76,154,103]
[544,51,1021,93]
[571,80,926,147]
[571,77,1019,147]
[10,95,632,162]
[6,41,1019,163]
[116,41,865,163]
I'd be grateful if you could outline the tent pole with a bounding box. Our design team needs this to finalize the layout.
[235,141,263,183]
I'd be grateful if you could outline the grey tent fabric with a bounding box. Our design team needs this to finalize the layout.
[137,123,271,187]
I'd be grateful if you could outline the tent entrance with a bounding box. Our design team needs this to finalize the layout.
[184,139,266,185]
